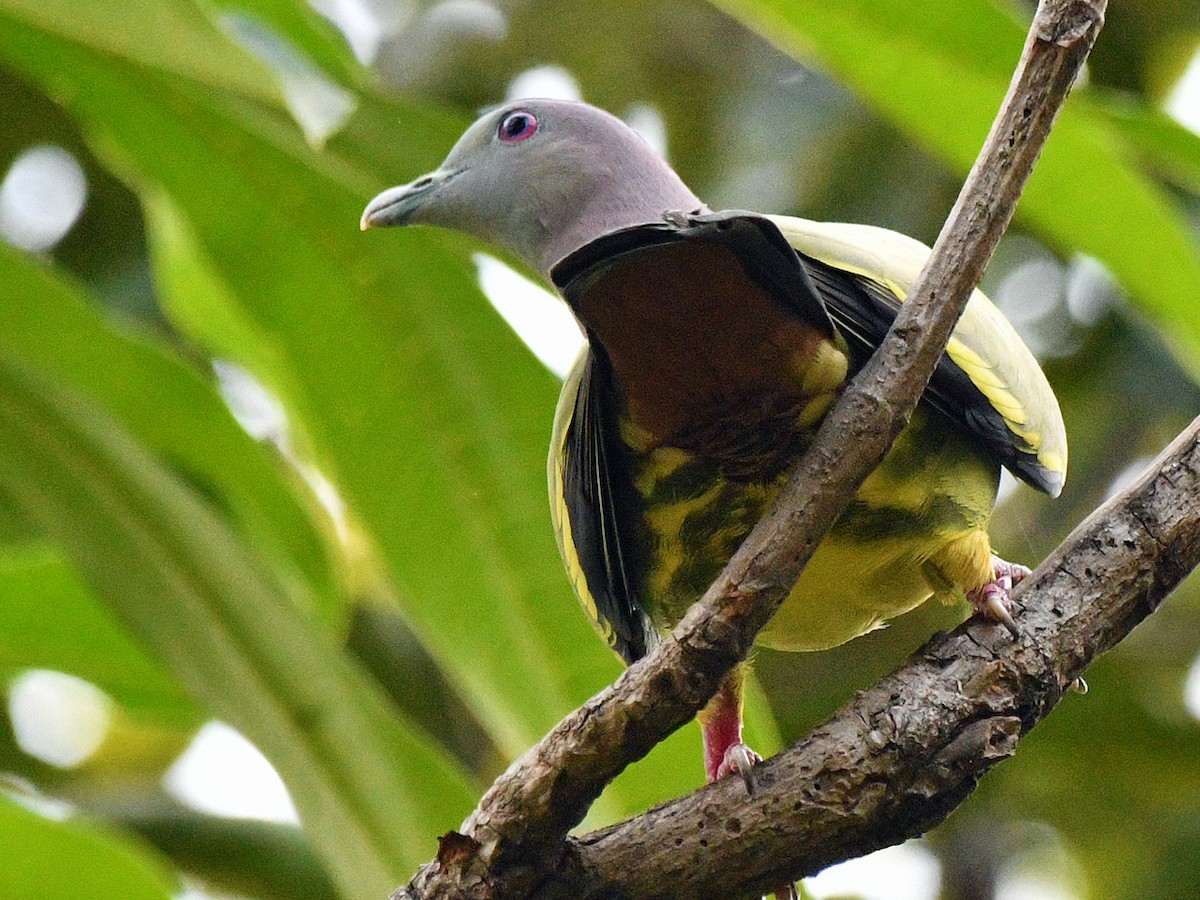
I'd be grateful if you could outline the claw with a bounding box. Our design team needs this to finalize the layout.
[1070,676,1089,694]
[717,742,762,796]
[967,556,1027,638]
[984,589,1021,638]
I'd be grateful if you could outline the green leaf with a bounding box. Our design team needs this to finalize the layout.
[207,0,361,89]
[107,793,340,900]
[0,0,280,105]
[0,8,617,746]
[712,0,1200,372]
[0,791,176,900]
[0,544,194,724]
[1101,97,1200,196]
[0,352,477,897]
[0,242,339,624]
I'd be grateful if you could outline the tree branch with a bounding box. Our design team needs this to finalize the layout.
[397,1,1109,896]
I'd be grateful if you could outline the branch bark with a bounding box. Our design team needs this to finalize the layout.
[397,1,1110,897]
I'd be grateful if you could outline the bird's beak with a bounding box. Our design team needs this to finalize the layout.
[360,168,457,230]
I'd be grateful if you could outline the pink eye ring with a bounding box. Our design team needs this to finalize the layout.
[498,110,538,143]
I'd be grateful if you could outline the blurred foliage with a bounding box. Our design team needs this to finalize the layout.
[0,1,1197,899]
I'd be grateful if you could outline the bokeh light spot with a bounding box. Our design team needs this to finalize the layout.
[1183,653,1200,721]
[222,14,356,147]
[8,670,112,768]
[474,253,584,379]
[624,102,669,159]
[0,145,87,253]
[165,721,300,824]
[1166,46,1200,135]
[806,841,940,900]
[506,65,582,103]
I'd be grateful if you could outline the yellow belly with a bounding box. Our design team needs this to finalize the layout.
[635,407,1000,652]
[757,522,993,651]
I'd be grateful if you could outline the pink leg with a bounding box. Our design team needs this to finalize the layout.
[700,670,798,900]
[700,669,760,792]
[966,555,1031,638]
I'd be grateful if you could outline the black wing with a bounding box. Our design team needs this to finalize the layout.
[801,255,1061,494]
[558,348,655,664]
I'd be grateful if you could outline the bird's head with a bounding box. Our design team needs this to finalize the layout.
[360,99,705,277]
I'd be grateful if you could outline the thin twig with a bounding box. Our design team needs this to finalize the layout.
[398,1,1108,896]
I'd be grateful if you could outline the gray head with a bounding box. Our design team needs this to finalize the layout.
[360,99,705,276]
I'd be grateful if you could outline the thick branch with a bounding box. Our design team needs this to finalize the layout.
[398,1,1107,897]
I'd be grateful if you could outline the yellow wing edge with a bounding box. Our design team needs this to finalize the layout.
[766,214,1068,491]
[548,348,619,648]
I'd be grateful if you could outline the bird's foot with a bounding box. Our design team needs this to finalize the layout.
[765,884,799,900]
[966,556,1030,638]
[715,741,762,796]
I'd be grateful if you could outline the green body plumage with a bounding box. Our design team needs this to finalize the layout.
[549,213,1065,661]
[633,406,995,652]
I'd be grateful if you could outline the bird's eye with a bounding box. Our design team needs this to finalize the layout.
[498,111,538,143]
